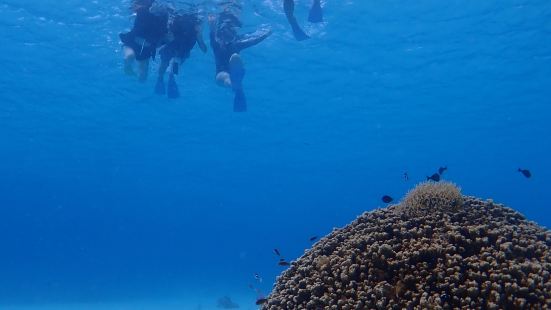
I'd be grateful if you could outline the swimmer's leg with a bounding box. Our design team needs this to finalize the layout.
[283,0,309,41]
[283,0,296,18]
[138,59,149,83]
[167,72,179,99]
[167,58,182,99]
[308,0,323,23]
[123,46,136,76]
[155,58,170,95]
[229,53,246,112]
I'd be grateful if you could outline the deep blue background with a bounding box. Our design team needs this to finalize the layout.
[0,0,550,306]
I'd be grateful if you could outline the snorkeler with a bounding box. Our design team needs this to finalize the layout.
[155,10,208,98]
[119,0,168,82]
[283,0,323,41]
[209,2,272,112]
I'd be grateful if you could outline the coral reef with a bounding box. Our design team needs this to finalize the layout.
[398,181,463,216]
[263,184,551,309]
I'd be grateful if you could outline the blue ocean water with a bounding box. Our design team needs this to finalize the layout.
[0,0,550,308]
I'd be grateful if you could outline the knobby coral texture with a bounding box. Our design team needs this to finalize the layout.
[264,183,551,309]
[398,181,463,216]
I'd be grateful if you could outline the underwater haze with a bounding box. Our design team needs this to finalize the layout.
[1,0,550,309]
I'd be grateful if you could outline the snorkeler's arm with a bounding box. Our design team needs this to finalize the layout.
[234,28,272,51]
[196,24,208,53]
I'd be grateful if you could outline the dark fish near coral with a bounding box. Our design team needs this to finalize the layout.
[278,261,290,266]
[249,283,266,305]
[382,195,393,203]
[404,172,409,181]
[309,236,318,242]
[438,166,447,175]
[518,168,531,178]
[254,273,262,283]
[255,298,268,305]
[427,173,441,182]
[273,248,281,256]
[216,296,239,309]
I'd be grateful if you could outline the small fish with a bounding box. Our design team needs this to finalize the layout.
[518,168,531,178]
[254,273,262,283]
[404,172,409,181]
[382,195,393,203]
[273,248,281,256]
[255,298,268,305]
[309,236,318,242]
[278,261,290,266]
[279,258,285,262]
[438,166,447,175]
[427,173,441,182]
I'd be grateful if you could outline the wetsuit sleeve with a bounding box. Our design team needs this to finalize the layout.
[233,28,272,51]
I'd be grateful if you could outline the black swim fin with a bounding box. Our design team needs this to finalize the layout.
[167,73,180,99]
[229,54,247,112]
[308,0,323,23]
[233,89,247,112]
[291,22,310,41]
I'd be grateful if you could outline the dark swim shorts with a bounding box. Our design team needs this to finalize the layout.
[159,37,196,63]
[119,32,156,61]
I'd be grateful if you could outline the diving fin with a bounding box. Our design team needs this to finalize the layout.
[229,54,245,92]
[308,0,323,23]
[167,73,180,99]
[233,89,247,112]
[291,22,310,41]
[229,54,247,112]
[155,79,166,95]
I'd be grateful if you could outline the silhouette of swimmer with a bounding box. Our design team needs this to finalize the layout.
[209,2,272,111]
[156,9,208,98]
[120,0,168,82]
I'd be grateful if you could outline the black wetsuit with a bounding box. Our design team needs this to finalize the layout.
[160,14,198,62]
[210,11,271,74]
[120,7,168,61]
